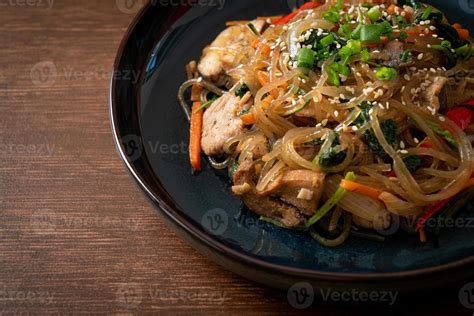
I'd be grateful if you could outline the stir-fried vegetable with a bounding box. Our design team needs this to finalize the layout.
[235,84,250,98]
[306,172,356,227]
[340,180,384,200]
[298,47,316,69]
[189,102,204,171]
[375,67,397,81]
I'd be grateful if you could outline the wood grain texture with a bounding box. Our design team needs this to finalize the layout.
[0,1,466,314]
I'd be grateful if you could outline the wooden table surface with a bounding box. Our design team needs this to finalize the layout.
[0,1,469,314]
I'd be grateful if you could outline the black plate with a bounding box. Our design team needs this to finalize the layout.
[110,0,474,294]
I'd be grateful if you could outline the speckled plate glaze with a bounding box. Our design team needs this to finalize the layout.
[110,0,474,292]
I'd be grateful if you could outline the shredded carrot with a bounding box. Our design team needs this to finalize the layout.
[456,28,470,41]
[189,102,203,171]
[262,95,274,110]
[453,23,463,30]
[257,70,270,86]
[260,44,271,57]
[387,4,397,15]
[251,38,260,49]
[252,39,271,57]
[405,27,433,43]
[419,228,427,243]
[340,180,384,200]
[240,111,255,125]
[225,20,251,26]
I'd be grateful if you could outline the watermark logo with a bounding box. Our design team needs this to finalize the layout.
[30,61,57,87]
[459,282,474,309]
[374,213,400,236]
[459,0,474,14]
[121,134,143,162]
[116,0,144,14]
[287,282,314,309]
[201,208,228,236]
[116,283,143,309]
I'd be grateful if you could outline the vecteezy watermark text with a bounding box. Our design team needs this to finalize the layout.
[0,287,54,306]
[116,283,228,309]
[30,61,141,87]
[0,143,55,156]
[0,0,54,9]
[287,282,398,309]
[115,0,225,14]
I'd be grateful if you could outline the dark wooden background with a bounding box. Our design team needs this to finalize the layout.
[0,0,469,314]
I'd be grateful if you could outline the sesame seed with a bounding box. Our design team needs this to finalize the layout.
[400,150,409,154]
[352,126,358,131]
[400,141,406,149]
[418,53,424,60]
[439,116,446,122]
[334,110,339,117]
[414,137,420,144]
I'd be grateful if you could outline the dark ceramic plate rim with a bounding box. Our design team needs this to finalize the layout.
[109,1,474,283]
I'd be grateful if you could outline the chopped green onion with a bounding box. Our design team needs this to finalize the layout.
[247,23,260,36]
[360,24,384,43]
[320,34,335,47]
[306,172,356,227]
[351,24,362,39]
[297,47,316,69]
[326,67,340,87]
[338,46,353,65]
[330,62,350,76]
[399,31,408,41]
[360,48,370,61]
[323,9,340,23]
[400,49,412,62]
[432,44,457,68]
[347,39,362,54]
[334,0,344,10]
[338,24,352,38]
[441,40,452,48]
[375,67,397,81]
[396,15,407,27]
[344,13,351,23]
[368,7,382,22]
[427,121,458,147]
[420,6,433,21]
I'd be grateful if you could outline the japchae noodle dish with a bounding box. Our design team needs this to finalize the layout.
[178,0,474,246]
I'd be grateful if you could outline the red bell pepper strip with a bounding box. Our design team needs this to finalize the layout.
[416,177,474,231]
[274,2,321,25]
[464,98,474,107]
[446,107,472,131]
